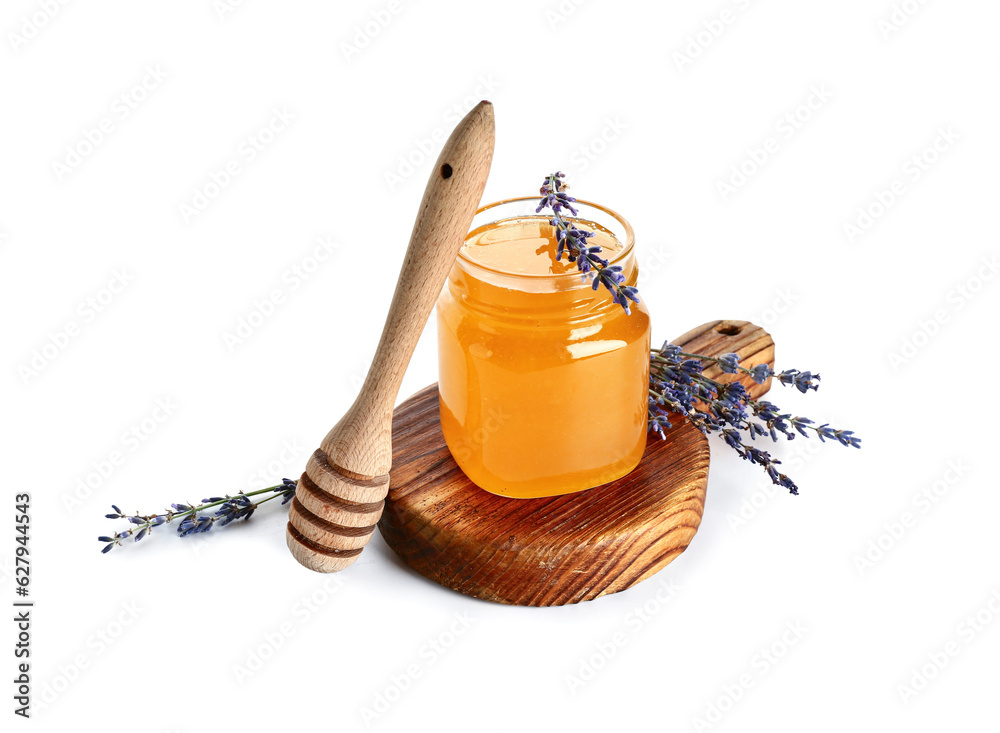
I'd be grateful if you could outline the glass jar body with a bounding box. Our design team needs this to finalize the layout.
[436,198,650,499]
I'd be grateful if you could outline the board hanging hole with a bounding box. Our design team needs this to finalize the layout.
[716,324,742,336]
[441,164,453,179]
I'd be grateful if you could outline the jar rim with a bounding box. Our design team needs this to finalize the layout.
[456,196,635,282]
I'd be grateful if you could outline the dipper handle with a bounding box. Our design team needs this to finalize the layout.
[287,101,495,572]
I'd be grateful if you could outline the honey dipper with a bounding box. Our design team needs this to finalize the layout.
[286,101,495,572]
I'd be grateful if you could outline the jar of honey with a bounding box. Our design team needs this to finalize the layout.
[436,196,651,499]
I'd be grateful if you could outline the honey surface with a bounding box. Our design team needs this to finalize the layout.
[461,217,623,276]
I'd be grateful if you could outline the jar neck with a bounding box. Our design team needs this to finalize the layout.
[447,249,639,322]
[451,197,637,323]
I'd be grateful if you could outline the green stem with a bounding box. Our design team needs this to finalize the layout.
[675,350,764,380]
[113,483,292,544]
[542,174,632,307]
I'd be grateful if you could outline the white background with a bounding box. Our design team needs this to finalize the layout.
[2,1,998,730]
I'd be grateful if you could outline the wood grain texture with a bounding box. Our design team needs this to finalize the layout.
[287,101,495,573]
[670,319,775,402]
[322,101,496,478]
[378,320,774,605]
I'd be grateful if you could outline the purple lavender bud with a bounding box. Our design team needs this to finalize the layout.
[748,364,772,384]
[791,416,814,437]
[717,353,740,374]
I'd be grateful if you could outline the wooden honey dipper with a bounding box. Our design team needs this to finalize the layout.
[286,101,495,572]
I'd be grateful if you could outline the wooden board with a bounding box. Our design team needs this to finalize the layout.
[378,320,774,606]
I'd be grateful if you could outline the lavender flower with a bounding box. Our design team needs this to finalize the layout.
[537,171,640,314]
[648,346,859,494]
[97,478,297,554]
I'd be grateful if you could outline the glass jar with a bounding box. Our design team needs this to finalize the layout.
[436,196,651,499]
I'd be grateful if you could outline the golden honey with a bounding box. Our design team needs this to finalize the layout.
[437,197,651,498]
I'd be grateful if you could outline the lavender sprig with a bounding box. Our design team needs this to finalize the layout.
[537,171,640,314]
[648,344,859,494]
[679,351,821,394]
[98,478,296,554]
